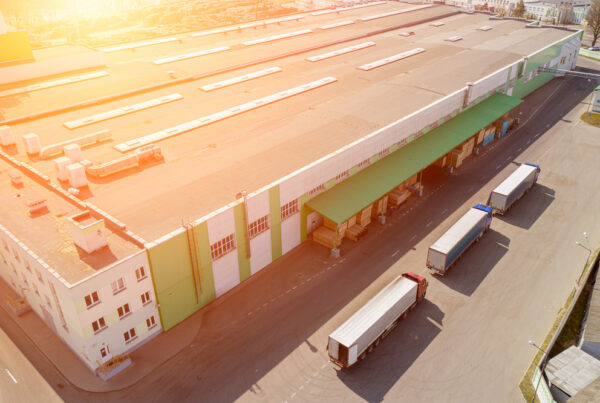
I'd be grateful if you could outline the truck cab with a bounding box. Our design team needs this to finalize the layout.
[402,272,428,302]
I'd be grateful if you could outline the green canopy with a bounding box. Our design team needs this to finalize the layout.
[306,93,522,224]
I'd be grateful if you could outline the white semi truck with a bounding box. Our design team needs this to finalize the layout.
[327,273,428,368]
[487,162,540,215]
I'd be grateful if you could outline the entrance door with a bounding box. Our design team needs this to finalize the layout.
[99,345,112,363]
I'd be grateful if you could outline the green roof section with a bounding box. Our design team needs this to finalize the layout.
[306,93,522,224]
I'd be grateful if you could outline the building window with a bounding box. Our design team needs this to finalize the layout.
[2,239,7,252]
[248,215,269,239]
[308,184,326,197]
[146,315,157,329]
[378,148,390,159]
[123,328,137,343]
[141,291,152,306]
[91,317,107,334]
[100,346,111,359]
[560,56,566,64]
[36,270,44,284]
[117,303,131,319]
[357,158,370,170]
[335,170,350,183]
[210,234,236,261]
[34,283,39,296]
[280,199,299,221]
[135,266,147,281]
[84,291,100,309]
[24,260,31,272]
[45,295,51,308]
[21,273,28,286]
[111,277,126,295]
[12,248,20,262]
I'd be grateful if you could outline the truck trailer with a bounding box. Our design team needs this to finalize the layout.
[426,204,492,275]
[327,273,428,368]
[487,162,540,215]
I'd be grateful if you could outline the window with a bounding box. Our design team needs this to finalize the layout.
[146,315,157,329]
[335,170,350,183]
[308,184,326,197]
[100,346,111,359]
[12,248,20,262]
[123,328,137,343]
[280,199,299,221]
[21,273,28,287]
[36,270,43,284]
[135,266,147,281]
[2,239,7,252]
[24,260,31,272]
[33,283,39,296]
[141,291,152,306]
[378,148,390,159]
[45,295,51,308]
[357,158,370,170]
[117,303,131,319]
[91,317,107,334]
[560,56,566,64]
[248,215,269,239]
[210,234,236,261]
[84,291,100,308]
[111,277,126,295]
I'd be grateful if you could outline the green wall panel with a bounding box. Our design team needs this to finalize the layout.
[146,224,217,331]
[300,193,309,242]
[234,203,252,282]
[269,186,282,261]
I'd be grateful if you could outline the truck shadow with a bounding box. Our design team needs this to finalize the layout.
[336,299,444,403]
[434,229,510,296]
[494,184,555,230]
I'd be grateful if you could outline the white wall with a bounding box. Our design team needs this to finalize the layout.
[250,231,272,275]
[212,252,240,297]
[281,213,301,254]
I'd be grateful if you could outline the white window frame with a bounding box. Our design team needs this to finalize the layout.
[135,266,147,282]
[111,277,126,295]
[210,234,236,261]
[141,291,152,306]
[146,315,157,329]
[248,215,269,239]
[280,199,299,221]
[117,303,131,319]
[123,328,137,343]
[91,317,107,334]
[84,291,100,309]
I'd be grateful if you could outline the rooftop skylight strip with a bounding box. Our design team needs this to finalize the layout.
[357,47,425,71]
[199,67,282,91]
[114,77,337,153]
[242,29,313,46]
[307,42,375,62]
[101,37,179,52]
[360,5,433,22]
[153,46,230,65]
[0,71,109,98]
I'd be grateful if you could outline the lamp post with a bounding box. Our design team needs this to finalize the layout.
[528,340,548,403]
[575,232,592,287]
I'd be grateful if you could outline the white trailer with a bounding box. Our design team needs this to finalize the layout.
[327,273,427,368]
[487,163,540,215]
[427,204,493,275]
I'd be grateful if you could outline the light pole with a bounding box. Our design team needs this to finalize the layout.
[528,340,548,403]
[576,232,593,286]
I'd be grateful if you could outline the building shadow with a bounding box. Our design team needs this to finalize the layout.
[336,299,444,402]
[435,229,510,296]
[495,184,555,230]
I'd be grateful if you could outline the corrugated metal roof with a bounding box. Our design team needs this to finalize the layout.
[582,270,600,343]
[545,347,600,397]
[306,93,522,224]
[329,276,416,347]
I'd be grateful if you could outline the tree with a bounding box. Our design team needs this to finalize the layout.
[588,0,600,46]
[482,2,489,11]
[513,0,526,18]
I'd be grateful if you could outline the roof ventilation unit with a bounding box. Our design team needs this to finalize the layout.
[430,22,445,27]
[22,133,41,155]
[478,26,492,31]
[0,125,15,146]
[399,32,415,37]
[67,211,108,254]
[445,36,463,42]
[26,197,47,214]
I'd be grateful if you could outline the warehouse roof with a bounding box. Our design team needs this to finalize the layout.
[581,268,600,343]
[307,93,522,223]
[545,347,600,398]
[0,3,576,243]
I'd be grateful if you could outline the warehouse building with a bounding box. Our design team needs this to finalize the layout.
[0,2,582,376]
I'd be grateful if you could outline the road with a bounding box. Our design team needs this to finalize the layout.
[2,63,600,403]
[0,326,62,403]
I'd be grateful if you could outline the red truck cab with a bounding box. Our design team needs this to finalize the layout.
[402,272,428,302]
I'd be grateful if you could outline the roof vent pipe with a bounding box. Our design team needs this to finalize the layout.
[464,82,473,108]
